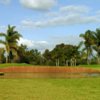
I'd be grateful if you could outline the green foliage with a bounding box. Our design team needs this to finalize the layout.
[0,25,22,63]
[0,25,100,66]
[80,28,100,64]
[17,44,42,65]
[92,29,100,64]
[80,30,95,64]
[43,43,80,66]
[0,48,5,63]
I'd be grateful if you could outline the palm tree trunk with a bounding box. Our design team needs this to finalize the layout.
[97,48,100,64]
[6,51,9,63]
[75,59,76,66]
[56,59,59,66]
[97,55,100,64]
[70,59,72,66]
[57,59,59,66]
[6,56,9,63]
[66,60,68,66]
[87,49,90,65]
[87,58,89,65]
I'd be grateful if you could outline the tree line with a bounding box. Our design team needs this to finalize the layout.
[0,25,100,66]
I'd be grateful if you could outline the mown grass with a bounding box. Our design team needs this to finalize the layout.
[0,63,33,68]
[0,64,100,100]
[0,78,100,100]
[0,63,100,68]
[81,65,100,70]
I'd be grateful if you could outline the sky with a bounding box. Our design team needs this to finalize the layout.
[0,0,100,52]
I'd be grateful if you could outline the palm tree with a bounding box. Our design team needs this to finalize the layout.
[0,25,22,63]
[80,30,94,64]
[93,29,100,64]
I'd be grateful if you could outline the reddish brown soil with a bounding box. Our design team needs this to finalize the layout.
[0,66,100,73]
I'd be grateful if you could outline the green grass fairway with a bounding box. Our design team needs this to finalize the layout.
[0,63,33,68]
[81,65,100,70]
[0,63,100,68]
[0,78,100,100]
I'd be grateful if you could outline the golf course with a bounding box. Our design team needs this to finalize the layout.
[0,0,100,99]
[0,64,100,100]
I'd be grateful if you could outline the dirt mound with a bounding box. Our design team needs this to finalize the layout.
[0,66,99,73]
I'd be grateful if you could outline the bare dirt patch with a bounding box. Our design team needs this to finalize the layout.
[0,66,100,78]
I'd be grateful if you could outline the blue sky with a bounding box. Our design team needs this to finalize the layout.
[0,0,100,52]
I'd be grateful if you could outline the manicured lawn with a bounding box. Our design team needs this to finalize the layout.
[0,63,33,68]
[0,63,100,69]
[0,78,100,100]
[81,65,100,70]
[0,64,100,100]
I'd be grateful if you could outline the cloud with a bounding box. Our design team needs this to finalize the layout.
[18,38,34,48]
[17,35,82,52]
[0,0,11,5]
[20,5,100,28]
[0,37,50,52]
[21,14,100,28]
[20,0,57,10]
[45,5,90,17]
[18,38,49,52]
[60,5,90,13]
[0,34,82,52]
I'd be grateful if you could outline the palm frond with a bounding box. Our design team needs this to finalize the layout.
[78,41,83,49]
[10,45,18,51]
[0,33,6,37]
[82,48,86,52]
[9,32,22,40]
[79,34,85,38]
[0,40,6,45]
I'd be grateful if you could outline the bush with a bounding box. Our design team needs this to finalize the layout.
[0,72,4,76]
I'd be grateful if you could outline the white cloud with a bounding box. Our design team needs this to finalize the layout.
[20,0,57,10]
[18,38,49,52]
[21,20,34,28]
[45,5,90,17]
[21,14,100,28]
[17,36,82,53]
[0,35,82,52]
[60,5,90,13]
[20,5,100,28]
[0,0,11,5]
[18,38,34,48]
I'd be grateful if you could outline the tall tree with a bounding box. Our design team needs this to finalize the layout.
[17,44,42,65]
[0,25,22,63]
[0,48,5,63]
[43,43,79,66]
[80,30,94,64]
[93,29,100,64]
